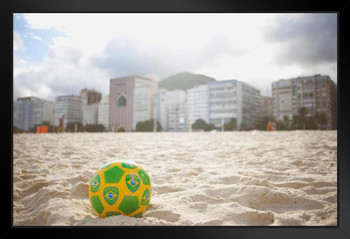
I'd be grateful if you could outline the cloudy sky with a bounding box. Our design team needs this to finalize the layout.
[13,13,337,101]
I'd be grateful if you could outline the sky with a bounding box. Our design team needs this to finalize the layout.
[13,13,337,101]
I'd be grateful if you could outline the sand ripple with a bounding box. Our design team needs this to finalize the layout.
[13,131,337,226]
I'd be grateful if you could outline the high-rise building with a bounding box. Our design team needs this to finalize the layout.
[13,96,55,131]
[187,84,209,125]
[109,75,158,132]
[153,89,187,131]
[166,90,187,132]
[83,103,98,125]
[208,80,261,129]
[80,89,102,105]
[272,75,337,129]
[208,80,237,129]
[133,83,158,130]
[239,81,262,129]
[98,95,109,131]
[55,95,84,130]
[272,80,293,122]
[260,96,273,119]
[153,89,168,131]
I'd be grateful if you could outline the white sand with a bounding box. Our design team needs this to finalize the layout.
[13,131,337,226]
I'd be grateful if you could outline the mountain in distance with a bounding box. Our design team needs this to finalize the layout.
[158,72,216,91]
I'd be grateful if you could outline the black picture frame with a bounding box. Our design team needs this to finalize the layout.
[3,0,350,238]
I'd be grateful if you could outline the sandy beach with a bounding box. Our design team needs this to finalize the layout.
[13,131,337,226]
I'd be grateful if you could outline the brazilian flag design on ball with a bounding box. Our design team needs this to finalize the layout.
[89,161,152,218]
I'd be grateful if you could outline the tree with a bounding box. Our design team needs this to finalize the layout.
[297,107,309,129]
[192,119,208,131]
[41,120,56,133]
[291,107,324,130]
[205,123,215,131]
[278,115,291,130]
[239,122,250,131]
[117,127,126,132]
[291,107,309,130]
[135,119,163,132]
[29,125,37,133]
[41,120,50,125]
[192,119,215,131]
[85,124,105,132]
[306,117,318,130]
[66,122,84,132]
[291,115,299,130]
[283,115,291,129]
[224,118,237,131]
[315,112,327,130]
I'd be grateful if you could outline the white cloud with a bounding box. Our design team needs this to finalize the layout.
[14,43,109,101]
[24,32,42,41]
[14,13,337,100]
[13,31,23,50]
[21,13,270,56]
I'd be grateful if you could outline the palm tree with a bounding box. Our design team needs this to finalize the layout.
[315,112,327,130]
[297,107,309,130]
[282,115,291,130]
[224,118,237,131]
[291,115,300,130]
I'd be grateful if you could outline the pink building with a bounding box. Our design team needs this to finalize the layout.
[109,75,158,132]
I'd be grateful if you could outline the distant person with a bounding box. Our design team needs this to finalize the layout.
[57,115,65,133]
[267,120,273,131]
[272,121,277,131]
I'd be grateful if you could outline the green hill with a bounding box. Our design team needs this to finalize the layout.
[159,72,216,91]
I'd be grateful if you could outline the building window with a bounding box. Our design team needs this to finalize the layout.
[117,95,126,107]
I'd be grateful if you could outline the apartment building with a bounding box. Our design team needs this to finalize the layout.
[272,75,337,129]
[80,88,102,105]
[153,89,168,131]
[260,96,273,119]
[55,95,84,130]
[187,84,209,124]
[98,95,109,130]
[208,80,261,129]
[109,75,158,132]
[83,103,99,125]
[153,89,187,132]
[13,96,55,131]
[166,90,187,132]
[239,81,262,129]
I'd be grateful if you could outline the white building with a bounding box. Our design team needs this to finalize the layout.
[167,90,187,131]
[272,79,293,121]
[208,80,261,129]
[153,89,168,131]
[83,103,98,125]
[132,77,158,130]
[13,96,55,131]
[98,95,109,130]
[208,80,238,128]
[153,89,187,131]
[55,95,84,129]
[187,84,209,125]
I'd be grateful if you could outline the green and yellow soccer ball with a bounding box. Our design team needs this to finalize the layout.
[89,161,152,218]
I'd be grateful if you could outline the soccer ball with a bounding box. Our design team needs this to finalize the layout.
[89,161,152,218]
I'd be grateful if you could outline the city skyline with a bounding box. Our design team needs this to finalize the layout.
[13,73,337,132]
[13,13,337,101]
